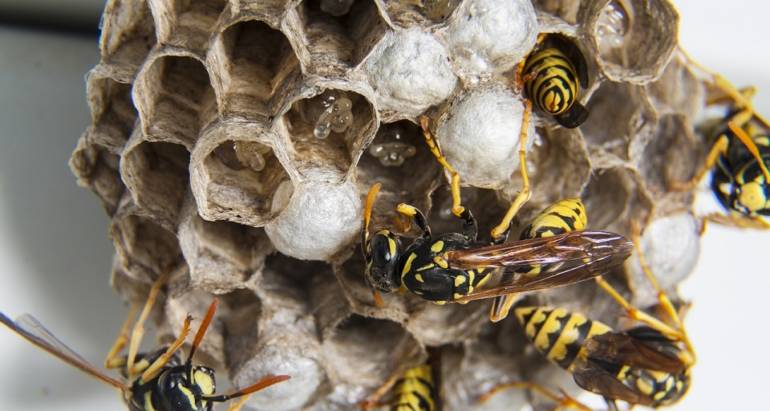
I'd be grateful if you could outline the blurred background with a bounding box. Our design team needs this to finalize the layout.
[0,1,765,410]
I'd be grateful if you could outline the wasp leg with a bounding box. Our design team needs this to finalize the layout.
[104,303,138,369]
[419,115,466,218]
[396,203,432,238]
[227,394,253,411]
[126,269,172,378]
[628,222,697,360]
[139,316,192,381]
[479,381,592,411]
[668,133,729,192]
[360,367,403,410]
[703,212,770,230]
[491,100,533,241]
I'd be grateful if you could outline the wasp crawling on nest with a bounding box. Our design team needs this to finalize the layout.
[1,268,289,411]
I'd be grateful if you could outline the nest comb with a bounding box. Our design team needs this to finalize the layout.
[71,0,707,409]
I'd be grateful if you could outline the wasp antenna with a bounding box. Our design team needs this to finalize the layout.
[205,374,291,402]
[186,298,218,368]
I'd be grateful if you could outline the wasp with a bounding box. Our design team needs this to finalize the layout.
[670,52,770,229]
[361,348,442,411]
[361,115,633,315]
[519,33,590,129]
[480,223,695,409]
[1,269,289,411]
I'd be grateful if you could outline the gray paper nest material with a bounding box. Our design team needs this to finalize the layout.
[71,0,704,409]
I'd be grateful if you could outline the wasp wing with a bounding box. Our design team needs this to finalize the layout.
[583,329,688,374]
[448,231,633,302]
[572,367,653,407]
[1,312,126,390]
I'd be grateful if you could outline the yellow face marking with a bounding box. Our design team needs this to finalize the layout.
[416,263,435,272]
[534,309,567,352]
[430,241,445,253]
[401,253,418,279]
[144,391,157,411]
[178,384,198,409]
[415,273,425,283]
[739,181,766,211]
[454,275,467,286]
[388,238,397,260]
[433,256,448,269]
[194,370,215,395]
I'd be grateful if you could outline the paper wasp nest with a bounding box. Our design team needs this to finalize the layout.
[71,0,703,409]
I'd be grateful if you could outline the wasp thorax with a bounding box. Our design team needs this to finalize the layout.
[365,230,402,292]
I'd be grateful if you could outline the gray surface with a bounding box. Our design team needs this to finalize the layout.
[0,0,105,30]
[0,25,124,410]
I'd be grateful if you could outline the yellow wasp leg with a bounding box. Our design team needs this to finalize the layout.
[227,394,253,411]
[669,134,729,192]
[139,316,192,381]
[489,290,518,323]
[630,222,696,363]
[104,303,138,369]
[704,212,770,229]
[360,367,404,410]
[479,381,592,411]
[419,115,465,217]
[491,100,533,240]
[126,270,171,378]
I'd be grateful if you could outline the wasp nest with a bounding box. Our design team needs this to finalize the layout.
[72,0,706,409]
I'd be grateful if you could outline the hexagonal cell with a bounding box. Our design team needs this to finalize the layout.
[578,0,678,84]
[356,120,442,222]
[582,167,653,232]
[122,137,191,229]
[636,114,700,202]
[291,0,390,74]
[332,251,409,320]
[191,121,291,226]
[149,0,227,51]
[100,0,157,77]
[134,54,216,149]
[256,253,331,308]
[581,81,656,162]
[70,134,125,215]
[376,0,462,28]
[321,315,420,394]
[500,126,591,218]
[85,74,138,152]
[111,199,183,282]
[406,303,487,346]
[210,19,302,120]
[278,87,377,180]
[178,198,272,294]
[532,0,580,24]
[646,54,706,120]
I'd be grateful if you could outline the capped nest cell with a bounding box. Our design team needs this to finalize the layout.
[75,0,709,409]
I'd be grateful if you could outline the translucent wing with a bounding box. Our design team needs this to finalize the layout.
[448,231,633,302]
[572,367,653,407]
[1,312,126,390]
[584,329,688,374]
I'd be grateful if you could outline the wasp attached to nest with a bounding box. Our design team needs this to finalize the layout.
[519,33,590,129]
[671,52,770,229]
[1,269,289,411]
[480,223,695,410]
[361,347,442,411]
[361,114,632,318]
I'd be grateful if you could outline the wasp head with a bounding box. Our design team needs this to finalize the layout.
[364,229,402,293]
[157,365,216,411]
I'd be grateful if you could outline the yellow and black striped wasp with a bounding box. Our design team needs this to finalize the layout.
[1,269,289,411]
[670,52,770,229]
[480,223,695,410]
[361,114,632,314]
[519,33,590,129]
[361,347,442,411]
